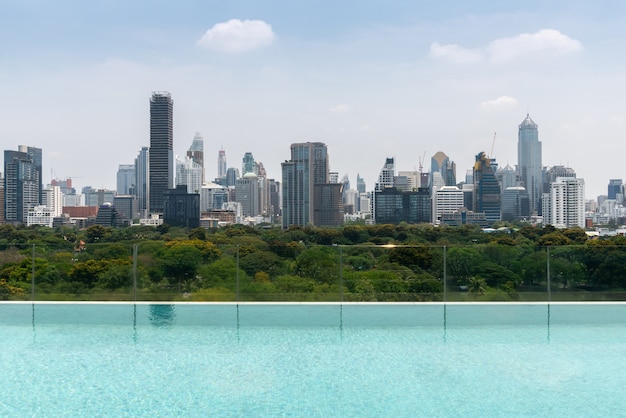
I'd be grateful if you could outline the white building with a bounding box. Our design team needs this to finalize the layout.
[42,185,63,217]
[27,205,54,228]
[543,177,585,228]
[434,186,464,224]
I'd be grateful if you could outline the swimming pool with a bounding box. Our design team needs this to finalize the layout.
[2,302,625,416]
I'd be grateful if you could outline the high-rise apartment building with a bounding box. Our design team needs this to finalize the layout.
[282,142,342,228]
[149,91,173,214]
[42,185,63,217]
[4,146,42,224]
[542,177,585,228]
[518,114,542,215]
[187,132,205,184]
[375,158,395,191]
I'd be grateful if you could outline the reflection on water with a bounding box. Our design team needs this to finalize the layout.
[149,304,176,327]
[547,303,551,343]
[31,303,36,344]
[443,304,447,343]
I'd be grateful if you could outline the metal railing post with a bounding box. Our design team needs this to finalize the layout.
[31,244,35,301]
[443,245,447,303]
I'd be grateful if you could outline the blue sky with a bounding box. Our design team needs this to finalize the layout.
[2,1,626,199]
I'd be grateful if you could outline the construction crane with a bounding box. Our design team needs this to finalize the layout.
[418,151,427,174]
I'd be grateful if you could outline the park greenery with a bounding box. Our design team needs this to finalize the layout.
[1,221,626,301]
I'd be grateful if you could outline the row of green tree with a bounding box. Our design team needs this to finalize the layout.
[1,222,625,301]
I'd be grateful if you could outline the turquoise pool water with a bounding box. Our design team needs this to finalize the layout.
[1,302,626,417]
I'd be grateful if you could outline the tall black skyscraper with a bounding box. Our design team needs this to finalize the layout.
[149,92,173,214]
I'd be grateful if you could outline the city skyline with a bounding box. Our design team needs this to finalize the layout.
[3,2,626,199]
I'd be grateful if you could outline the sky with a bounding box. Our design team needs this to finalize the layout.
[2,1,626,200]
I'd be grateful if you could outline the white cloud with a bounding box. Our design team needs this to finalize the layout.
[481,96,518,109]
[430,29,582,64]
[429,42,482,63]
[329,104,351,113]
[487,29,583,62]
[197,19,276,52]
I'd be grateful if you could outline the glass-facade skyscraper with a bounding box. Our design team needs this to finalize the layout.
[431,151,456,187]
[187,132,204,184]
[149,91,173,214]
[242,152,257,175]
[116,164,136,195]
[518,114,542,215]
[608,179,622,200]
[218,149,227,180]
[473,151,501,225]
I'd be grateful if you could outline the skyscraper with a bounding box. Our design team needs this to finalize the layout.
[518,114,542,215]
[431,151,456,187]
[236,173,260,217]
[543,177,585,228]
[375,158,395,191]
[149,91,173,214]
[116,164,136,195]
[282,142,339,228]
[242,152,257,175]
[4,146,42,224]
[608,179,623,201]
[187,132,205,184]
[356,174,366,194]
[135,147,149,217]
[473,152,501,225]
[218,149,227,180]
